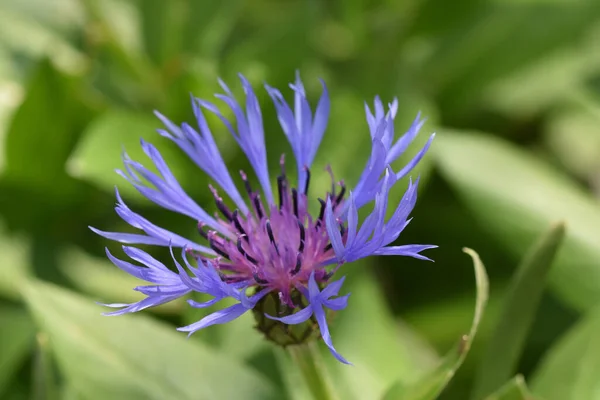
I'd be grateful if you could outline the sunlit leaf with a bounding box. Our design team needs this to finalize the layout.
[531,303,600,399]
[0,307,35,397]
[434,131,600,311]
[23,281,278,400]
[31,332,58,400]
[383,248,489,400]
[483,375,536,400]
[323,265,439,400]
[472,222,566,399]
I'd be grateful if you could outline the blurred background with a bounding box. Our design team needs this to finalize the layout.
[1,0,600,399]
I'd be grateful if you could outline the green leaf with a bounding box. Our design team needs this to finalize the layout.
[138,0,183,66]
[0,228,30,300]
[483,375,536,400]
[434,131,600,311]
[4,59,94,186]
[0,307,35,397]
[23,280,277,400]
[382,248,489,400]
[32,332,58,400]
[323,265,438,400]
[421,1,600,113]
[544,92,600,183]
[531,303,600,399]
[472,222,566,399]
[67,110,192,200]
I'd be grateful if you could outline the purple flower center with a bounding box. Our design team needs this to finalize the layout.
[195,155,346,308]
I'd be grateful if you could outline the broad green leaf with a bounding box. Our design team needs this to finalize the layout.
[544,92,600,183]
[4,59,94,185]
[0,228,30,300]
[324,265,438,400]
[483,375,535,400]
[472,222,566,399]
[383,248,489,400]
[0,307,35,397]
[23,281,277,400]
[434,131,600,311]
[421,2,600,113]
[531,303,600,400]
[59,247,182,315]
[67,110,193,200]
[0,0,87,75]
[32,333,58,400]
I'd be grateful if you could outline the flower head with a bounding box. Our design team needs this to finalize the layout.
[92,72,436,364]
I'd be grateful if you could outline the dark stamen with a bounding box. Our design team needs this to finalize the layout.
[240,170,253,196]
[237,237,257,264]
[253,195,264,219]
[291,253,302,275]
[197,222,208,239]
[325,165,336,196]
[297,219,305,253]
[324,243,333,251]
[335,183,346,205]
[280,154,286,175]
[304,166,311,194]
[291,188,299,217]
[277,175,286,210]
[210,185,233,221]
[316,198,326,228]
[266,220,279,255]
[215,199,233,222]
[231,210,247,239]
[209,238,230,260]
[253,273,269,285]
[340,224,346,237]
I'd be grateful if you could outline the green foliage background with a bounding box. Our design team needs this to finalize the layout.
[0,0,599,399]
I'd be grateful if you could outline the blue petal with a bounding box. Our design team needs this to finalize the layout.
[373,244,438,260]
[187,298,221,308]
[395,133,435,180]
[313,301,351,365]
[265,304,314,324]
[177,302,252,335]
[320,276,346,299]
[322,294,350,311]
[324,199,345,259]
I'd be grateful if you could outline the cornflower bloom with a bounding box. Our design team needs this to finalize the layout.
[91,73,436,364]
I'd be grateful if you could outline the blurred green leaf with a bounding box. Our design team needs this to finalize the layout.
[0,0,87,75]
[421,1,600,113]
[4,59,94,186]
[0,227,30,300]
[32,333,58,400]
[531,303,600,399]
[59,247,183,315]
[23,280,278,400]
[544,92,600,185]
[0,307,35,397]
[472,222,566,399]
[483,375,535,400]
[382,248,489,400]
[434,131,600,311]
[138,0,183,67]
[67,110,191,200]
[323,265,438,400]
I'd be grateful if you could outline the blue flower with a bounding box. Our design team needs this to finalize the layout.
[92,72,436,363]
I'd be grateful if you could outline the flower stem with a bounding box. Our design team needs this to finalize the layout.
[288,342,339,400]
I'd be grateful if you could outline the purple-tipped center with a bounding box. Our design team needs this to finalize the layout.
[194,155,346,307]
